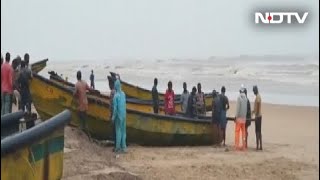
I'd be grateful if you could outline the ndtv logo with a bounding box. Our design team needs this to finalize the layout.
[255,12,308,24]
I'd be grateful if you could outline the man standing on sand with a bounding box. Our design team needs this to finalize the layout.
[73,71,91,131]
[212,90,222,143]
[244,88,251,149]
[180,82,189,113]
[196,83,206,115]
[219,86,230,146]
[252,85,262,150]
[90,70,95,89]
[164,81,175,115]
[235,87,247,150]
[1,52,14,115]
[112,79,127,153]
[152,78,159,114]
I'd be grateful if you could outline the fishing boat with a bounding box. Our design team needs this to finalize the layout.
[109,72,213,111]
[1,110,71,180]
[31,59,49,74]
[30,73,222,146]
[48,71,186,114]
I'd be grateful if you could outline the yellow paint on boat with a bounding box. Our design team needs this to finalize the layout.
[1,131,64,180]
[30,74,222,145]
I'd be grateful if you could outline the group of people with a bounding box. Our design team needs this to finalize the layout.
[73,71,127,154]
[151,78,262,151]
[152,79,207,117]
[213,85,262,151]
[1,52,33,116]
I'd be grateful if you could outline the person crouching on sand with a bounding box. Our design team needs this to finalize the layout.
[112,79,127,153]
[234,87,247,150]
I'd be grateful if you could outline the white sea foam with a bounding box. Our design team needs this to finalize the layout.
[38,55,319,107]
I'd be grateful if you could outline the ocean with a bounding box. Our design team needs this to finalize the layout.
[38,55,319,107]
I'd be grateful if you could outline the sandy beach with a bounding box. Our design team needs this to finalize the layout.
[40,101,318,180]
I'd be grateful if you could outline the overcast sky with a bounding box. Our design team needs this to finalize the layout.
[1,0,319,61]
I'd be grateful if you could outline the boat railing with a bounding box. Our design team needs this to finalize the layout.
[1,110,71,156]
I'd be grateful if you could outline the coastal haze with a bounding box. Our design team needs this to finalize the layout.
[1,0,319,107]
[1,0,319,180]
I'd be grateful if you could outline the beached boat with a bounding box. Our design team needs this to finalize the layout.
[31,59,49,74]
[109,72,213,111]
[30,73,222,146]
[48,71,185,114]
[1,110,71,180]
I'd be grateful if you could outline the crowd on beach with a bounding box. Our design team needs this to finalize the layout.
[1,52,33,116]
[149,78,263,151]
[1,52,263,155]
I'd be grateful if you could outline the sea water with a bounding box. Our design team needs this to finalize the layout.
[37,55,319,107]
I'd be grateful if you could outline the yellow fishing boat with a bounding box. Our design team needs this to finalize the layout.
[109,72,213,111]
[30,73,222,145]
[1,110,71,180]
[31,59,49,74]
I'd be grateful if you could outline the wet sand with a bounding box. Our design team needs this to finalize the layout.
[19,101,319,180]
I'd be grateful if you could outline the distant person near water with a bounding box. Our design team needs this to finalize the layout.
[112,79,127,153]
[90,70,95,89]
[18,61,33,114]
[219,86,230,146]
[212,90,222,143]
[196,83,206,116]
[73,71,91,131]
[186,86,197,118]
[152,78,159,114]
[164,81,175,115]
[244,88,251,149]
[180,82,189,114]
[1,52,13,115]
[252,85,262,150]
[235,87,248,150]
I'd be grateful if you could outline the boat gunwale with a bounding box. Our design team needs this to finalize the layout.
[109,71,213,98]
[31,59,48,66]
[34,74,215,124]
[1,110,71,156]
[1,111,25,129]
[50,73,180,105]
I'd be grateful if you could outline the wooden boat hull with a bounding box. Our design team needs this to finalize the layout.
[109,72,213,111]
[1,110,71,180]
[31,59,49,74]
[30,74,222,146]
